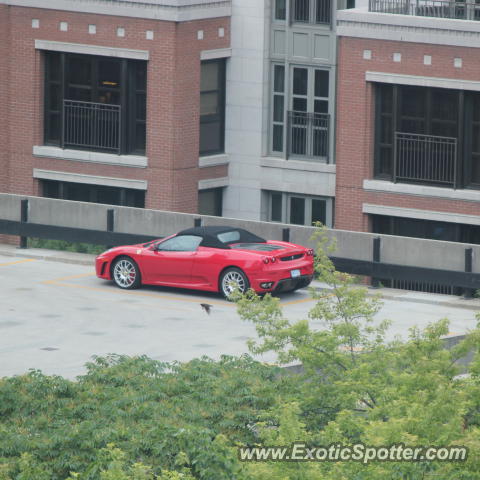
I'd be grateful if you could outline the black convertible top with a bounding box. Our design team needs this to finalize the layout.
[177,226,266,249]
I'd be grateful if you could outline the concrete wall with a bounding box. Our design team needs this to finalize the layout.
[2,193,479,275]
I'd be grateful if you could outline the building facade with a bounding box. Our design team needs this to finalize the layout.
[223,0,344,227]
[0,0,231,214]
[335,4,480,246]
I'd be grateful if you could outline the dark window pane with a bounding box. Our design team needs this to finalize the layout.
[472,154,480,184]
[201,62,219,91]
[46,114,61,143]
[97,186,120,205]
[64,182,92,202]
[135,123,146,152]
[200,121,222,153]
[274,65,285,93]
[97,90,120,105]
[290,197,305,225]
[316,0,331,22]
[314,70,329,97]
[432,89,457,122]
[125,190,145,208]
[380,116,392,144]
[67,56,92,86]
[201,92,219,115]
[136,62,147,90]
[401,86,426,118]
[314,99,328,114]
[273,95,284,122]
[42,180,60,199]
[275,0,286,19]
[293,68,308,95]
[273,125,283,152]
[98,59,121,88]
[47,53,61,82]
[271,193,283,221]
[380,85,393,114]
[67,86,92,102]
[293,97,307,112]
[294,0,310,21]
[291,126,307,154]
[136,93,146,120]
[198,188,223,216]
[311,199,326,225]
[49,84,61,111]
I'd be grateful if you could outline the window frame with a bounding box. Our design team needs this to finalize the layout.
[199,58,226,156]
[43,51,147,156]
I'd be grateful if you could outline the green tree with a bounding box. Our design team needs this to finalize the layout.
[236,228,480,479]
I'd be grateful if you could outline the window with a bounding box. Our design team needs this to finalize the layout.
[272,65,286,153]
[266,191,332,226]
[198,188,223,216]
[291,0,331,24]
[44,52,147,155]
[371,215,480,245]
[200,59,226,155]
[41,180,145,208]
[271,65,330,159]
[374,84,480,188]
[274,0,286,19]
[157,235,202,252]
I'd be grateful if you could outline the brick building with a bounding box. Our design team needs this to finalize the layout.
[336,3,480,247]
[0,0,231,214]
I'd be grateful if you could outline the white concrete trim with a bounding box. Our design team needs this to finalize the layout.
[33,146,148,168]
[363,203,480,226]
[33,168,148,190]
[364,179,480,203]
[337,8,480,48]
[366,71,480,92]
[1,0,231,22]
[198,153,229,168]
[200,47,232,60]
[261,157,336,173]
[35,40,149,61]
[198,176,229,189]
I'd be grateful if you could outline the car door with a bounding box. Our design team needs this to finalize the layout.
[139,235,202,286]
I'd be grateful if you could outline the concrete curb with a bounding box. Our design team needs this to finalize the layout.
[0,244,95,266]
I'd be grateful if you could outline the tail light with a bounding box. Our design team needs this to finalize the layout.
[263,257,270,264]
[306,249,314,256]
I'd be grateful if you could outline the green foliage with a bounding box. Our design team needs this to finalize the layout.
[0,355,279,480]
[235,226,480,479]
[27,237,106,255]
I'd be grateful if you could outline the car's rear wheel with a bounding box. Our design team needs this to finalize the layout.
[220,267,249,299]
[112,256,141,289]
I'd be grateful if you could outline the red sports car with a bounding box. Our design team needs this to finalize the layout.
[95,226,314,298]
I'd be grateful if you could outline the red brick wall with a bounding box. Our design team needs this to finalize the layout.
[0,5,9,193]
[335,36,480,232]
[0,5,230,214]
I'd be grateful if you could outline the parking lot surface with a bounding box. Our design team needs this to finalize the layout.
[0,249,478,379]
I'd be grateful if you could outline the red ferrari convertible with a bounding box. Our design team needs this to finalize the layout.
[95,226,314,298]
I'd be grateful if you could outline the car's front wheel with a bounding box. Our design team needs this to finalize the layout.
[111,256,141,289]
[219,267,249,299]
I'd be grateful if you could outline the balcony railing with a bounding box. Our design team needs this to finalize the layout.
[63,100,121,153]
[394,132,458,187]
[290,0,331,24]
[287,111,330,161]
[369,0,480,20]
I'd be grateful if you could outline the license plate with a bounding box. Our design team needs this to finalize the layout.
[290,269,301,278]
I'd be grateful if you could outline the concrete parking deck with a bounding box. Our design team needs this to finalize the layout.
[0,244,478,379]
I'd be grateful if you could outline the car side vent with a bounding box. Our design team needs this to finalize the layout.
[280,254,303,262]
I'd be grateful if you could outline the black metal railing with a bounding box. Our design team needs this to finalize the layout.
[63,100,122,153]
[287,111,329,160]
[290,0,331,24]
[394,132,458,187]
[369,0,480,20]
